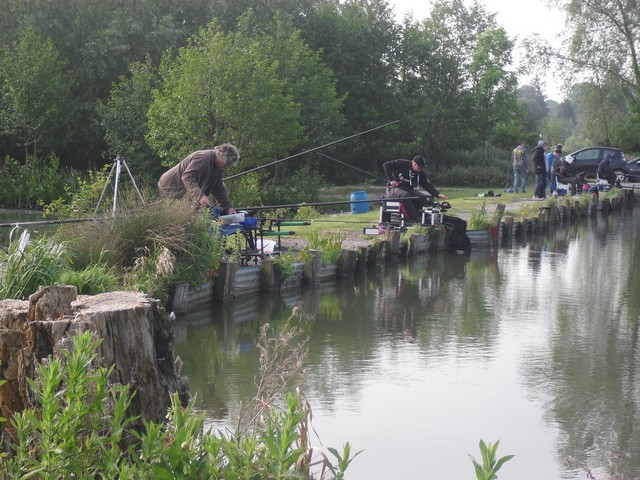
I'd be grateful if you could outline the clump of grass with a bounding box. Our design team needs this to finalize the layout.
[56,191,197,270]
[305,232,344,265]
[0,228,71,300]
[59,263,118,295]
[295,205,321,220]
[468,201,499,230]
[273,251,296,279]
[401,224,429,242]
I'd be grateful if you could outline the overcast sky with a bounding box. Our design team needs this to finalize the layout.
[390,0,566,100]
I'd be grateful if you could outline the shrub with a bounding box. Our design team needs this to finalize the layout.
[0,155,67,209]
[0,228,71,300]
[0,325,358,478]
[305,231,344,265]
[468,201,499,230]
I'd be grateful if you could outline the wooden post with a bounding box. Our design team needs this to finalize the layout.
[303,250,322,285]
[502,215,514,240]
[213,260,238,303]
[387,230,400,257]
[337,249,358,278]
[170,281,190,313]
[355,246,369,273]
[368,240,387,265]
[260,259,279,292]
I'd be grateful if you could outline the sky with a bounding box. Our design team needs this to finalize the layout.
[390,0,566,100]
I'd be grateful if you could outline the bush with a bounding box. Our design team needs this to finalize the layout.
[0,327,358,479]
[0,155,67,209]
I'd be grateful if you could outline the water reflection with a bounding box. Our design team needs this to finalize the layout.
[174,208,640,479]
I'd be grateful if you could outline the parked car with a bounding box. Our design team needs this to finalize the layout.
[565,146,629,181]
[626,157,640,182]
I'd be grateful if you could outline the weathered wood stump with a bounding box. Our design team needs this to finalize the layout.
[0,285,190,448]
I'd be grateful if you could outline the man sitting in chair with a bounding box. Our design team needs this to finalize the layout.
[383,155,447,221]
[555,154,585,196]
[596,154,618,188]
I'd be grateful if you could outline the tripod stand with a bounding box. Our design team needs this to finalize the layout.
[94,154,144,216]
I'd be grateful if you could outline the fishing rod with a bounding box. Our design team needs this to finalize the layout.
[0,218,93,229]
[223,120,399,181]
[237,196,419,212]
[315,152,386,182]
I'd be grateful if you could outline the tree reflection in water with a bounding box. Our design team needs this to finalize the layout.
[174,208,640,479]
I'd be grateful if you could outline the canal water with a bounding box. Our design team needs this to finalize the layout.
[177,207,639,478]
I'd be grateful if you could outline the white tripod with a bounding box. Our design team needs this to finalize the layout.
[94,154,144,216]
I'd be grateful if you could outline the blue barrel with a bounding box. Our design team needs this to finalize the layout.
[350,191,368,214]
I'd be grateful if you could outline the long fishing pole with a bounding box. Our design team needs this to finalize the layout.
[238,197,419,212]
[223,120,399,181]
[316,152,386,182]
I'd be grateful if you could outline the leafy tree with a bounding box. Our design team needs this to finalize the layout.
[0,29,70,161]
[300,0,401,173]
[567,78,631,147]
[98,58,162,183]
[468,27,519,156]
[147,22,300,168]
[147,18,343,201]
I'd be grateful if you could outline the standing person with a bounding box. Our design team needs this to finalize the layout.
[549,145,563,194]
[511,141,528,194]
[546,143,562,195]
[532,140,549,199]
[158,143,240,214]
[383,155,447,221]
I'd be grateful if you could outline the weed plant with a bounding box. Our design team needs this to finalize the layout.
[400,224,429,243]
[305,232,345,265]
[469,439,514,480]
[273,251,296,279]
[0,321,358,478]
[468,201,499,230]
[0,228,70,300]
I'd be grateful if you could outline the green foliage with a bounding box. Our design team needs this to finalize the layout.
[273,251,295,280]
[147,20,304,167]
[295,205,321,220]
[0,155,66,209]
[171,210,225,288]
[56,192,195,269]
[469,439,514,480]
[1,327,356,478]
[42,164,112,218]
[59,262,119,295]
[468,201,498,230]
[325,442,363,480]
[262,164,326,206]
[306,232,344,266]
[0,28,71,158]
[97,59,162,184]
[2,332,137,479]
[0,228,71,300]
[401,224,429,242]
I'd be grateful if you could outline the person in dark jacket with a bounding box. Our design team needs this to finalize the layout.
[555,154,585,196]
[596,154,618,187]
[532,140,548,199]
[383,155,447,221]
[158,143,239,214]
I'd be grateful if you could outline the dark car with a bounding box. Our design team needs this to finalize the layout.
[626,157,640,182]
[565,146,629,181]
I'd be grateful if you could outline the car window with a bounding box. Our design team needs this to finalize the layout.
[573,149,601,166]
